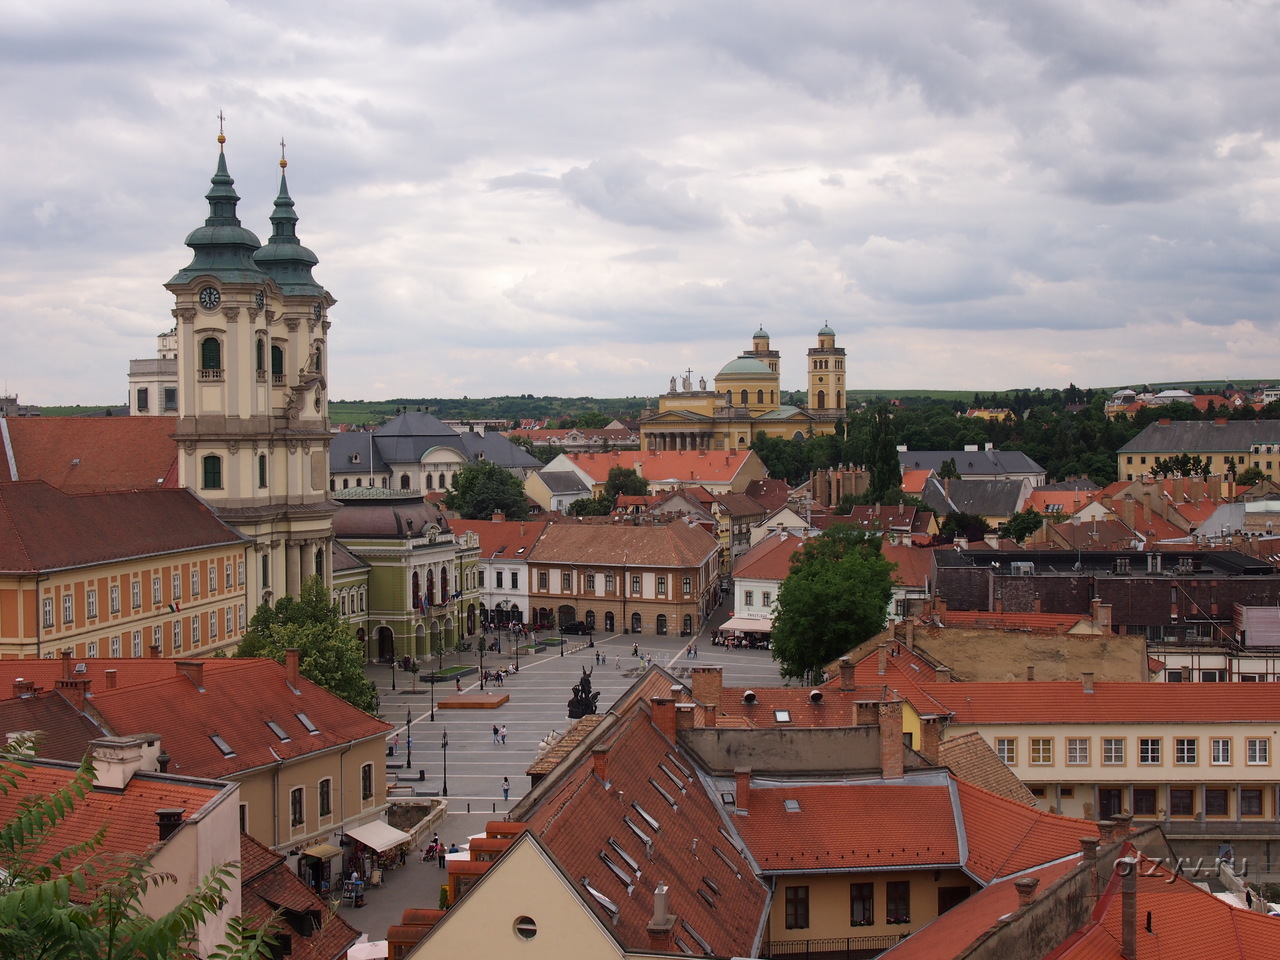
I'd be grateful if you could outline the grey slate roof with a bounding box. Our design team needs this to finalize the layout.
[329,411,541,475]
[537,471,591,495]
[1119,420,1280,455]
[919,477,1028,517]
[898,447,1045,479]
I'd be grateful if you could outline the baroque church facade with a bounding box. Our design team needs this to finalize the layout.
[165,132,338,607]
[639,326,847,452]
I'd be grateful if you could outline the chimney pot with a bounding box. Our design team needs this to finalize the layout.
[592,746,609,784]
[286,648,300,690]
[104,669,117,691]
[61,648,73,679]
[1027,665,1035,682]
[1014,876,1040,907]
[838,657,855,690]
[1111,813,1133,837]
[651,698,677,742]
[156,808,186,842]
[878,700,905,779]
[734,768,751,812]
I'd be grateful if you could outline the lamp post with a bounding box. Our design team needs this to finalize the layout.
[441,729,449,797]
[390,659,396,691]
[405,707,413,769]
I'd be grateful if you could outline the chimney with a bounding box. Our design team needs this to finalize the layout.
[1097,821,1118,845]
[491,511,504,522]
[734,768,751,811]
[1121,856,1138,960]
[286,648,300,691]
[675,703,696,731]
[1081,837,1100,899]
[935,666,952,682]
[877,644,888,675]
[651,698,677,742]
[592,746,610,784]
[1014,876,1040,907]
[11,678,35,698]
[854,701,879,726]
[54,677,91,711]
[157,748,171,774]
[878,701,905,779]
[902,620,914,649]
[156,808,186,843]
[838,657,855,690]
[1027,665,1035,682]
[149,643,162,659]
[90,736,145,790]
[176,660,205,690]
[1111,813,1133,838]
[61,648,73,679]
[690,666,723,709]
[104,669,117,691]
[647,883,677,952]
[1082,672,1095,694]
[918,716,941,764]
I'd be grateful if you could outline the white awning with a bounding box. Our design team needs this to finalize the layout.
[301,842,342,861]
[718,616,773,632]
[345,821,412,853]
[347,941,389,960]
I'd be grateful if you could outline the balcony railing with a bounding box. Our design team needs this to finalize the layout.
[198,368,224,381]
[762,934,908,960]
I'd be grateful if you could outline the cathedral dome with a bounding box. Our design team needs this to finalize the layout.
[716,356,774,378]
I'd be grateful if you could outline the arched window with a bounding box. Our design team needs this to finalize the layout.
[441,567,449,597]
[771,390,775,403]
[836,390,843,409]
[757,389,764,404]
[200,337,221,371]
[412,571,421,611]
[586,610,595,629]
[604,611,615,632]
[816,390,826,409]
[656,615,667,635]
[201,454,222,489]
[271,345,284,377]
[314,344,322,372]
[439,472,447,489]
[255,338,265,372]
[740,389,748,405]
[400,474,411,490]
[341,478,348,489]
[258,454,267,488]
[631,612,642,633]
[425,474,433,490]
[425,571,435,608]
[381,477,388,488]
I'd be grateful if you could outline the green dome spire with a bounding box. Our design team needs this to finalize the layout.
[168,129,265,286]
[254,147,325,298]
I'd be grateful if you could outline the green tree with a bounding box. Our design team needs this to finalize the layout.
[1001,508,1044,543]
[937,457,960,480]
[940,511,992,542]
[575,411,610,429]
[239,576,378,713]
[443,461,530,520]
[770,527,896,681]
[568,495,613,516]
[604,467,648,500]
[866,405,903,502]
[0,746,275,960]
[1237,465,1266,486]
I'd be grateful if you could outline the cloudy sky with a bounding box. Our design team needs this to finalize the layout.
[4,0,1280,406]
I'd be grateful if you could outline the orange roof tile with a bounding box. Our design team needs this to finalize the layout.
[86,659,392,779]
[901,469,932,495]
[941,610,1088,633]
[0,657,188,697]
[956,779,1097,882]
[733,532,804,581]
[528,519,718,568]
[0,417,178,492]
[565,449,757,485]
[882,544,933,588]
[449,518,549,560]
[921,679,1280,725]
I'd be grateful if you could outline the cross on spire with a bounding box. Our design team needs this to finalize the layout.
[217,110,226,149]
[279,136,288,170]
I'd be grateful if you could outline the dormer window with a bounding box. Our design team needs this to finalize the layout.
[267,721,291,743]
[211,734,236,757]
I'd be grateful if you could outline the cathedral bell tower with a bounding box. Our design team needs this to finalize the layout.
[806,325,845,416]
[165,127,337,607]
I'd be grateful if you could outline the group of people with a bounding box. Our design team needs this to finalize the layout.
[421,834,460,868]
[492,724,508,744]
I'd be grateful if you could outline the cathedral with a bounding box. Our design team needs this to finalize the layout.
[639,326,847,452]
[165,130,338,606]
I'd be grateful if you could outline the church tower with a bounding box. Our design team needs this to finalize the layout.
[747,326,780,374]
[806,325,846,415]
[165,129,337,607]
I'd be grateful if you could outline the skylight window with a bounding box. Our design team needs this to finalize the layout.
[712,845,742,879]
[784,799,801,813]
[582,879,618,915]
[649,778,678,810]
[296,713,318,734]
[516,547,526,554]
[702,876,720,896]
[623,817,651,846]
[210,735,236,757]
[607,838,639,872]
[774,709,791,723]
[697,889,716,908]
[599,852,634,892]
[664,753,692,780]
[267,721,291,743]
[659,763,686,793]
[681,920,713,954]
[632,803,660,831]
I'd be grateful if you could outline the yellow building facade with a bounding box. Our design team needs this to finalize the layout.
[640,327,847,452]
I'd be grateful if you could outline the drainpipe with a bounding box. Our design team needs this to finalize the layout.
[270,747,283,848]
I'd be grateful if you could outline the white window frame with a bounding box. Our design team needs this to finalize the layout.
[132,580,141,609]
[42,598,53,628]
[62,594,74,624]
[132,631,142,658]
[995,738,1016,765]
[1175,738,1198,765]
[1067,738,1089,765]
[1248,738,1270,765]
[109,584,120,614]
[1102,738,1125,765]
[153,576,162,604]
[1139,738,1162,765]
[1030,738,1053,765]
[86,589,98,619]
[109,635,121,658]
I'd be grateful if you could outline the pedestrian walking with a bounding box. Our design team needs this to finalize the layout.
[455,677,462,692]
[502,776,510,801]
[500,724,507,745]
[393,733,399,755]
[615,654,620,669]
[492,724,500,744]
[693,643,698,659]
[437,844,447,868]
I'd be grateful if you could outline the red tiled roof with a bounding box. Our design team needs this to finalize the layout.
[921,679,1280,725]
[523,704,767,956]
[851,643,952,716]
[0,759,226,898]
[528,520,718,568]
[0,690,105,760]
[86,659,392,779]
[0,417,178,492]
[882,544,933,588]
[1026,489,1098,514]
[733,532,804,581]
[450,518,549,560]
[900,469,931,495]
[714,492,767,519]
[736,782,961,872]
[715,683,902,728]
[0,481,244,572]
[743,478,792,512]
[0,658,188,698]
[240,833,360,960]
[941,610,1088,633]
[956,779,1096,882]
[565,449,757,485]
[1046,851,1279,960]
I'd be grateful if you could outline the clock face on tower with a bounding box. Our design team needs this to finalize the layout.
[198,286,221,310]
[255,290,265,309]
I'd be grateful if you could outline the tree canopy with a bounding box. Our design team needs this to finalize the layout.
[238,576,378,713]
[0,745,274,960]
[443,461,530,520]
[604,467,648,499]
[770,527,896,681]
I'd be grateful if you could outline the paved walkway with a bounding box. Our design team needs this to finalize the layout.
[336,606,788,938]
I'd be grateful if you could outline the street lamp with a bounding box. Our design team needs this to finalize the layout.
[441,729,449,797]
[405,707,413,769]
[429,666,435,722]
[390,659,396,691]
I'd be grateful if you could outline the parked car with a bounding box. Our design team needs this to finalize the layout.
[561,621,592,634]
